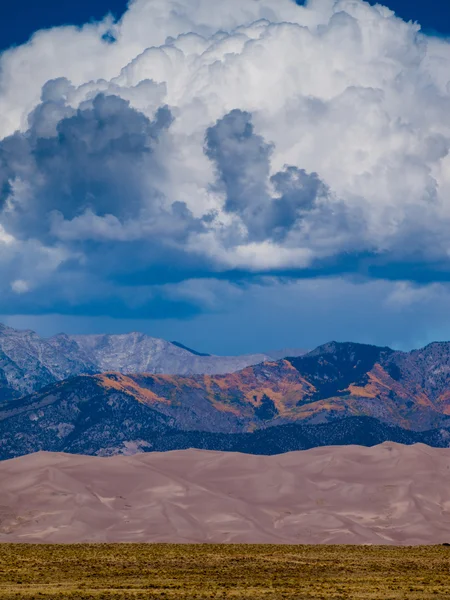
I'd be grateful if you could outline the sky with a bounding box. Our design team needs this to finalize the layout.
[1,0,450,355]
[1,0,450,51]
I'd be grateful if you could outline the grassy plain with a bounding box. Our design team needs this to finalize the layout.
[0,544,449,599]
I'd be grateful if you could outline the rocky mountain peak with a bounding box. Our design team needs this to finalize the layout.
[0,324,274,397]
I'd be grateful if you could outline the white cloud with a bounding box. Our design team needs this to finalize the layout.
[0,225,14,245]
[11,279,30,294]
[384,281,448,307]
[0,0,450,318]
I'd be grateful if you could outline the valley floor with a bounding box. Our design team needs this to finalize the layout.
[0,544,449,599]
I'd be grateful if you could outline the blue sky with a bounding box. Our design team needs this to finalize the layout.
[1,0,449,51]
[1,0,450,354]
[0,0,128,50]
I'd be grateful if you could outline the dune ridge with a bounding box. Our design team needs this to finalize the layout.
[1,443,450,545]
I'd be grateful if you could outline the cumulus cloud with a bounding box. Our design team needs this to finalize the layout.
[1,91,173,236]
[0,0,450,321]
[205,109,330,243]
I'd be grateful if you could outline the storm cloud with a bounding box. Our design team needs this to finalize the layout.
[0,0,450,327]
[205,109,330,243]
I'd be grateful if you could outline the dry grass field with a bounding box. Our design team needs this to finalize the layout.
[0,544,449,599]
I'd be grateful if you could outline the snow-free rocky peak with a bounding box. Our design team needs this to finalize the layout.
[0,324,280,396]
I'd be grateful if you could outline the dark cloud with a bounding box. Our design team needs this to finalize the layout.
[0,83,216,318]
[205,109,271,220]
[205,109,329,242]
[0,101,376,321]
[270,166,327,242]
[0,97,444,323]
[1,89,173,241]
[0,275,202,320]
[0,84,207,262]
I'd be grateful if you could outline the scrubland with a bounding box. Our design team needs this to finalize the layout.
[0,544,449,599]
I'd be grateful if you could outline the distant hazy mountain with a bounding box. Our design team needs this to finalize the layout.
[51,332,272,378]
[3,340,450,460]
[0,324,97,398]
[264,348,308,360]
[0,324,276,397]
[170,341,211,356]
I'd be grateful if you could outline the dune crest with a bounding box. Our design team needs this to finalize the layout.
[1,443,450,545]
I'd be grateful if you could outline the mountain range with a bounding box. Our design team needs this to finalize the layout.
[3,328,450,459]
[0,323,306,398]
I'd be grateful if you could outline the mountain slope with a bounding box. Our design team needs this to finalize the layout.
[57,332,270,377]
[0,324,97,397]
[85,342,450,433]
[0,324,273,398]
[4,340,450,459]
[5,375,448,459]
[4,338,450,460]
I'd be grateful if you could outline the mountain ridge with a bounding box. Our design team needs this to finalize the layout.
[3,330,450,460]
[0,323,306,397]
[2,338,450,459]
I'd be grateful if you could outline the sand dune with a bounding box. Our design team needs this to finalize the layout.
[1,443,450,544]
